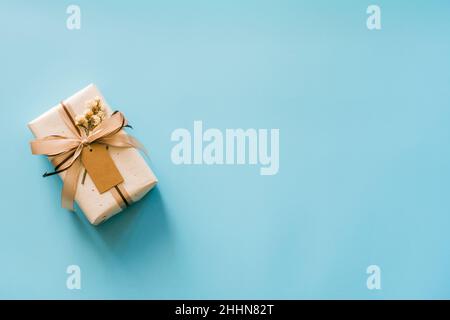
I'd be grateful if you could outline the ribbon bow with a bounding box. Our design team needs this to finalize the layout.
[30,102,145,211]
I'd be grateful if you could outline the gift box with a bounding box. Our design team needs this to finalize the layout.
[28,84,158,225]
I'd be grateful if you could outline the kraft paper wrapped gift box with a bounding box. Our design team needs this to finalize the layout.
[28,84,158,225]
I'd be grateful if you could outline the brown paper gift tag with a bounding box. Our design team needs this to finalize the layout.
[81,143,124,193]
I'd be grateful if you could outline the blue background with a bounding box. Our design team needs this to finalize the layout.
[0,0,449,299]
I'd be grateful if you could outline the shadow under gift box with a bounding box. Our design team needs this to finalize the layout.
[27,84,158,225]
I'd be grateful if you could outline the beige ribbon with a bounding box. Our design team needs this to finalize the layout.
[30,102,146,211]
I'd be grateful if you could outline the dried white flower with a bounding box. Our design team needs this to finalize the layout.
[84,109,93,118]
[75,115,87,126]
[97,110,106,120]
[91,115,101,126]
[76,98,107,133]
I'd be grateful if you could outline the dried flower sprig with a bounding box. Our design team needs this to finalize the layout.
[75,97,107,134]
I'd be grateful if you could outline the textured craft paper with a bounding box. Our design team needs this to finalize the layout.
[28,84,158,225]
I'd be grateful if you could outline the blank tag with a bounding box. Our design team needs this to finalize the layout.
[81,144,124,194]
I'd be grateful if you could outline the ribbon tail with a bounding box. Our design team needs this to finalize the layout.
[61,157,82,211]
